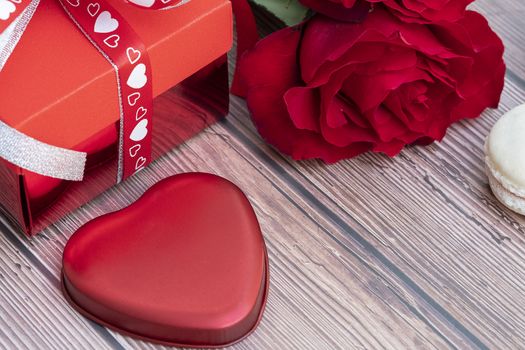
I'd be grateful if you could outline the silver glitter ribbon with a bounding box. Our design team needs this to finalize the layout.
[0,0,40,71]
[0,120,87,181]
[0,0,86,181]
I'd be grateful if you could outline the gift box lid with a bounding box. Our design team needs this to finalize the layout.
[0,0,232,151]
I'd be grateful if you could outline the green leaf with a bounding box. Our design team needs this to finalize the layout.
[251,0,309,26]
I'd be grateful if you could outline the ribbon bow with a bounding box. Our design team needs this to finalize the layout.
[0,0,189,182]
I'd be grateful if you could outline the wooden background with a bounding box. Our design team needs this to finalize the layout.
[0,0,524,349]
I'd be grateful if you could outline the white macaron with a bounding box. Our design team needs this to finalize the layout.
[485,104,525,215]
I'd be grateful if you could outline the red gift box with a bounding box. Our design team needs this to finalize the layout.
[0,0,233,235]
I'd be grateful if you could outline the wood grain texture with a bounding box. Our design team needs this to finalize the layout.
[0,1,524,349]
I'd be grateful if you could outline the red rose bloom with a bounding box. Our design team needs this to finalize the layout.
[300,0,475,23]
[299,0,371,22]
[238,9,505,162]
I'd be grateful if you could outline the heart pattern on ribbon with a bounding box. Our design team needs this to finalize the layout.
[103,34,120,48]
[127,0,185,10]
[58,0,154,182]
[66,0,80,7]
[87,2,100,16]
[94,10,118,33]
[128,0,154,7]
[135,106,147,121]
[130,119,148,142]
[0,0,16,21]
[126,47,141,64]
[127,92,141,106]
[135,156,147,171]
[129,144,141,157]
[127,63,147,89]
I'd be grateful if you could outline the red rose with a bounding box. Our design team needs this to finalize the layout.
[299,0,371,22]
[371,0,475,23]
[238,9,505,162]
[299,0,474,23]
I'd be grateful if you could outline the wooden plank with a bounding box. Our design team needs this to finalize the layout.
[219,1,525,345]
[12,119,473,349]
[224,79,525,349]
[472,0,525,78]
[0,1,523,349]
[0,219,123,350]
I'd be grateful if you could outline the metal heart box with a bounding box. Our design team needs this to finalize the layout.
[62,173,269,347]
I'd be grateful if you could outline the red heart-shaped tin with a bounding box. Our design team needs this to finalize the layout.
[62,173,269,347]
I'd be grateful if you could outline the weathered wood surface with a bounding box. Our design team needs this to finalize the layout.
[0,1,524,349]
